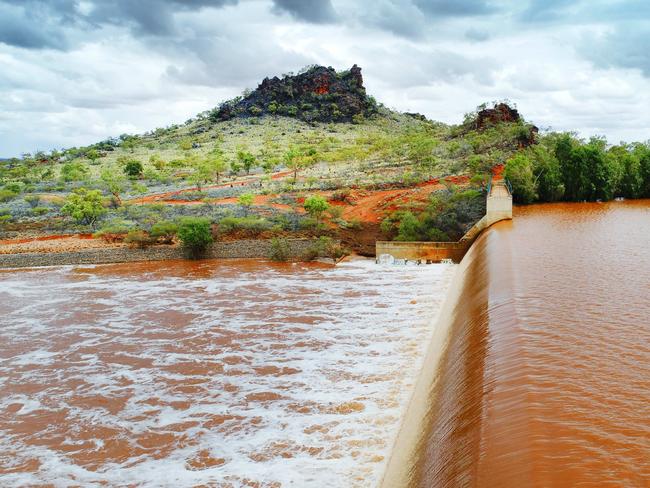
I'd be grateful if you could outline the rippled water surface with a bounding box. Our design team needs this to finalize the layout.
[413,201,650,487]
[0,258,453,487]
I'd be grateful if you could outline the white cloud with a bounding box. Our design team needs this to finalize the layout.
[0,0,649,156]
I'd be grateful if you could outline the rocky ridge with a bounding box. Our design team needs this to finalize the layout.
[212,64,377,123]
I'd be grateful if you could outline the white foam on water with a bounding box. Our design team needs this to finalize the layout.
[0,259,454,487]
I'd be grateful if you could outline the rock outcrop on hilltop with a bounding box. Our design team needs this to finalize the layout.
[474,103,521,128]
[469,102,538,147]
[212,64,377,123]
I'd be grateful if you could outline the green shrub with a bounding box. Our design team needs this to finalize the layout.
[61,188,107,226]
[93,220,131,243]
[178,217,213,258]
[60,162,89,182]
[304,195,329,223]
[299,216,319,230]
[304,236,346,261]
[24,194,41,207]
[238,192,254,215]
[0,215,11,226]
[0,189,17,202]
[395,211,420,241]
[32,207,50,216]
[150,221,178,244]
[269,237,291,261]
[218,216,270,234]
[124,160,144,178]
[178,138,193,151]
[124,229,153,249]
[4,182,23,193]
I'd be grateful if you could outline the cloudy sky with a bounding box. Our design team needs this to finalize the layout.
[1,0,649,157]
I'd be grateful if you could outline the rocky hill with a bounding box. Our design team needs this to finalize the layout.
[212,65,377,123]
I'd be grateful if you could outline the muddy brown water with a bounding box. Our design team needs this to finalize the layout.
[0,258,454,487]
[411,201,650,487]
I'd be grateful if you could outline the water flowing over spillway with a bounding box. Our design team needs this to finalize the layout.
[0,259,454,487]
[411,201,650,487]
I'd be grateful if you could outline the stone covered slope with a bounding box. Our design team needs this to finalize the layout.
[213,64,377,123]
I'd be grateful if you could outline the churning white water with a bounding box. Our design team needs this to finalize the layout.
[0,258,453,487]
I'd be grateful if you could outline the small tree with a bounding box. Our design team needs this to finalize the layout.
[149,154,166,171]
[86,148,100,164]
[100,167,126,206]
[189,161,212,191]
[124,160,143,179]
[205,152,229,183]
[177,217,213,258]
[178,138,193,151]
[60,161,89,182]
[238,192,254,216]
[285,146,317,183]
[236,148,257,175]
[61,188,106,226]
[303,195,329,224]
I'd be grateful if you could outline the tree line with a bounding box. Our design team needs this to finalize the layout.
[505,133,650,203]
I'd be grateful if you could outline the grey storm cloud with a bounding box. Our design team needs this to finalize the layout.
[582,23,650,77]
[0,1,75,50]
[412,0,497,17]
[271,0,338,23]
[85,0,239,36]
[0,0,239,49]
[342,0,498,40]
[520,0,650,24]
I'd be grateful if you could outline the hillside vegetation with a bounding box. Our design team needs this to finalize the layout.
[0,66,540,254]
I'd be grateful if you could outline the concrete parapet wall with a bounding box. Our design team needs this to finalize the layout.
[376,241,469,262]
[486,180,513,224]
[0,239,322,269]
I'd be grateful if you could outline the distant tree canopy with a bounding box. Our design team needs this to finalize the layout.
[505,133,650,203]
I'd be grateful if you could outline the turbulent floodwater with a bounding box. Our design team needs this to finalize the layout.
[0,258,453,487]
[412,201,650,487]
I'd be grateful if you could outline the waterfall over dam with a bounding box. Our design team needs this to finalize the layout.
[386,200,650,487]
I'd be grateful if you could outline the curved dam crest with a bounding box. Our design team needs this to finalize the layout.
[389,200,650,487]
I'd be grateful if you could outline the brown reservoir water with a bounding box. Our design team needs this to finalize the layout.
[411,201,650,487]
